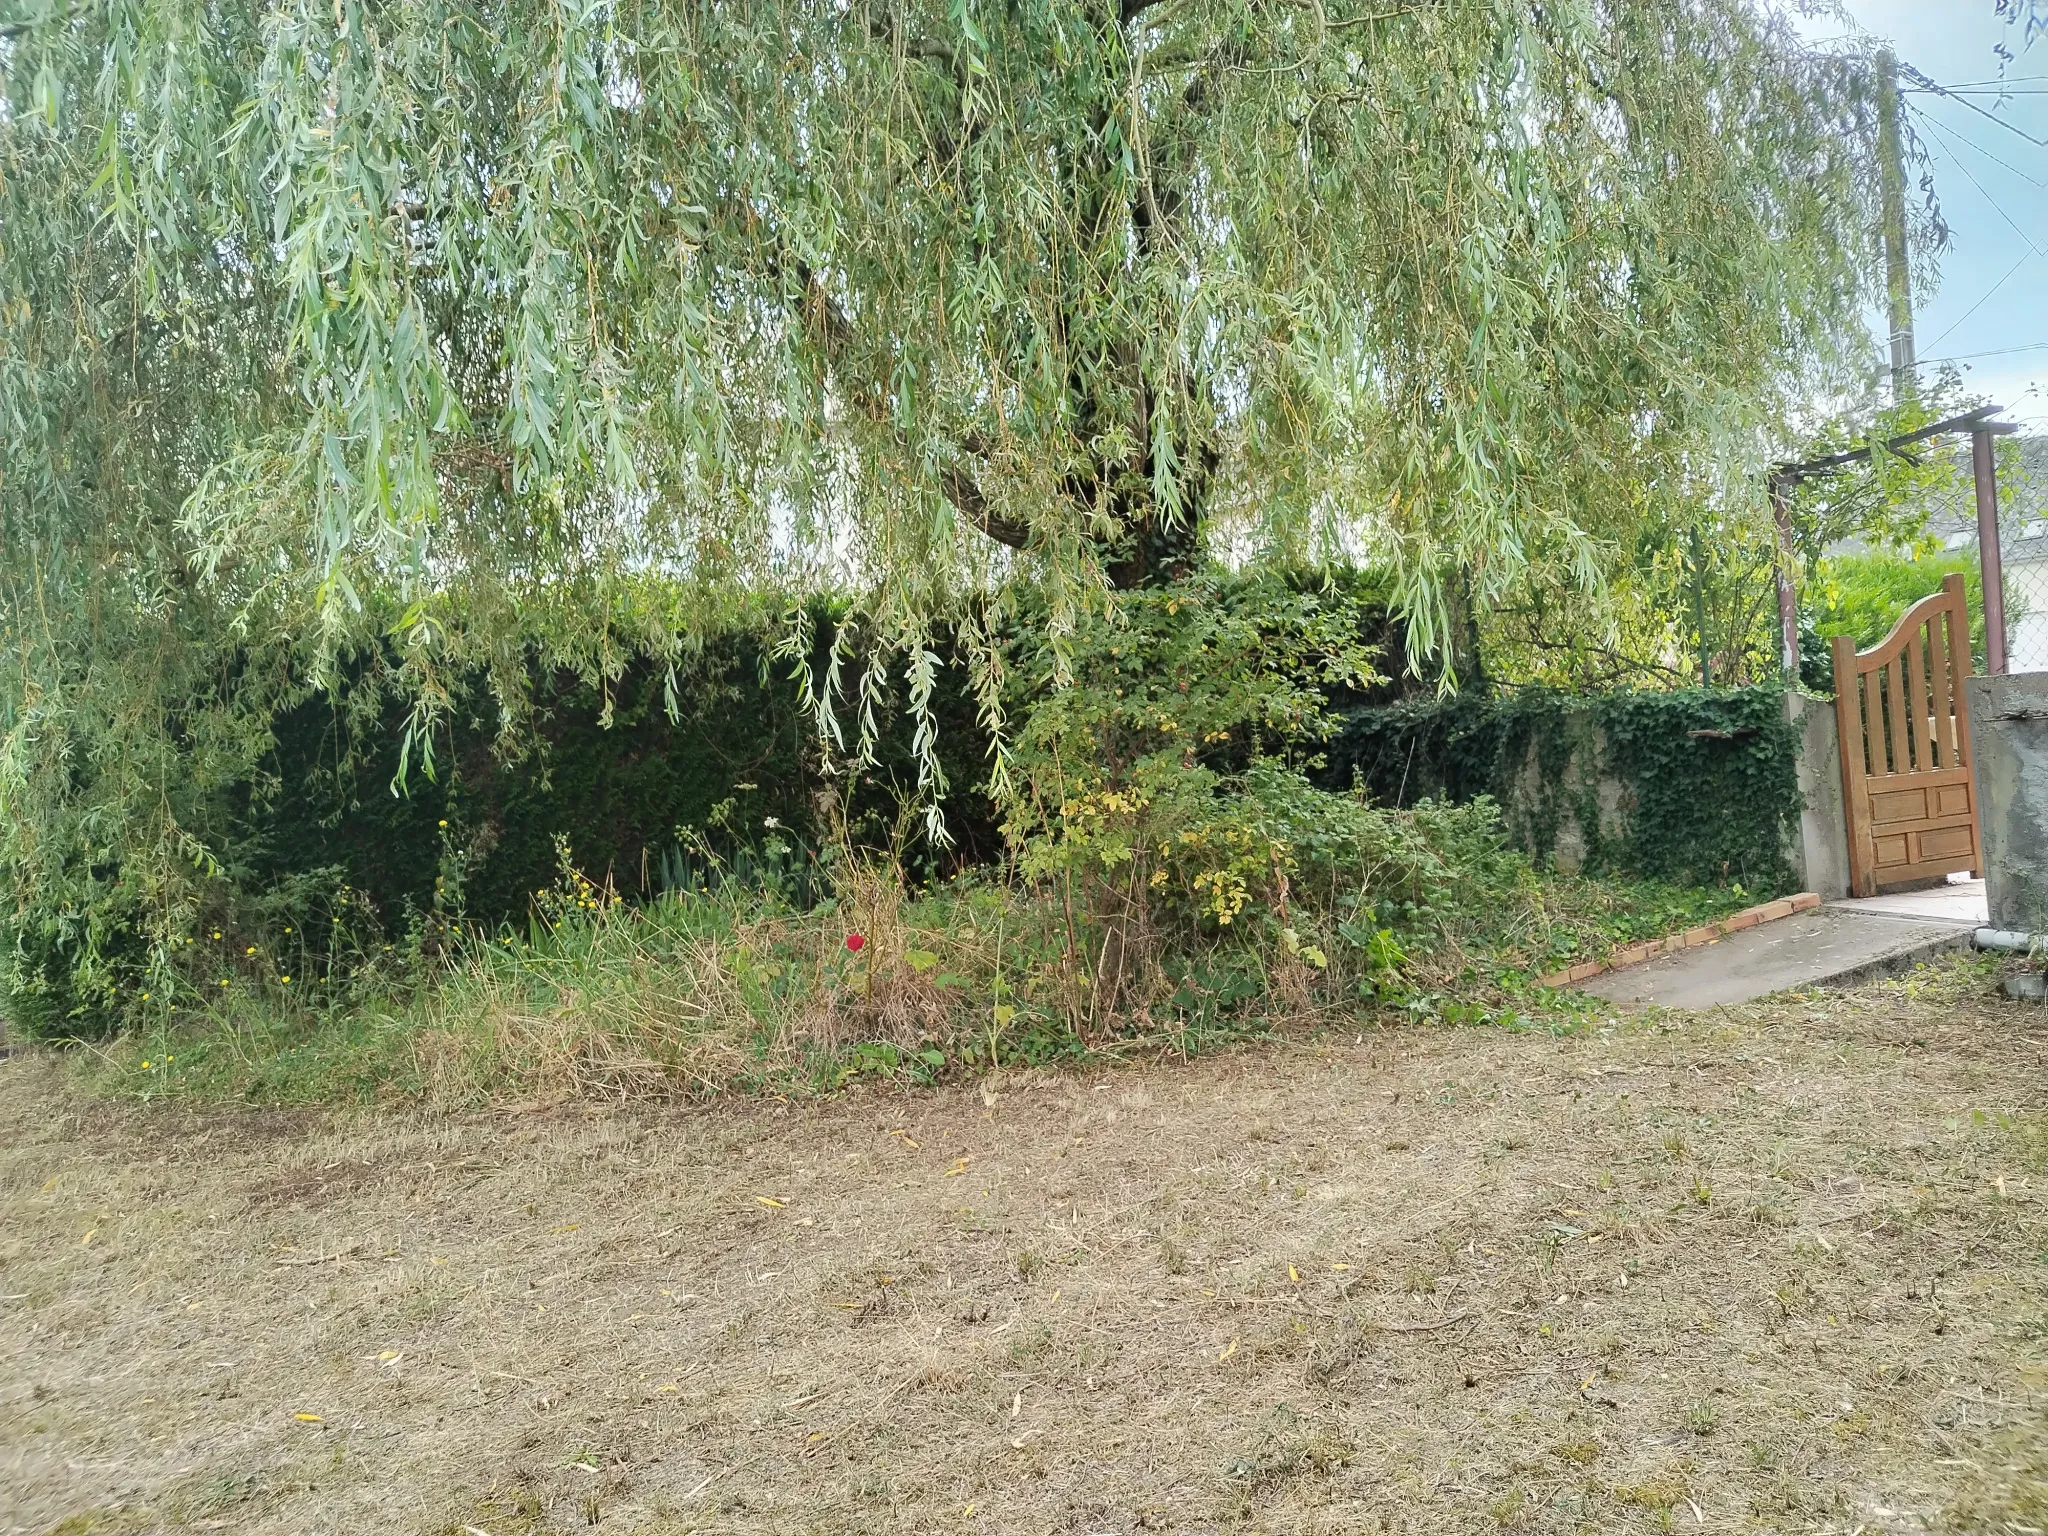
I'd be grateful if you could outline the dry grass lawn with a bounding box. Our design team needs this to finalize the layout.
[2,958,2045,1535]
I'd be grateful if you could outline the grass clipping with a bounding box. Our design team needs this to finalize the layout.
[4,957,2044,1533]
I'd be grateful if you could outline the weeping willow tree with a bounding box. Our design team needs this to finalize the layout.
[0,0,1904,1006]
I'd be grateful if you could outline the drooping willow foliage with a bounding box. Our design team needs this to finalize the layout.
[0,0,1911,996]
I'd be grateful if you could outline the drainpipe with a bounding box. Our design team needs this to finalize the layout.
[1975,928,2044,953]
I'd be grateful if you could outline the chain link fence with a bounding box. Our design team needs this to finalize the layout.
[1807,429,2044,681]
[1924,433,2048,677]
[1996,492,2048,675]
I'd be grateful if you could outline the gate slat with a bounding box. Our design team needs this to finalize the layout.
[1927,602,1954,770]
[1945,579,1974,770]
[1881,652,1908,777]
[1856,672,1875,776]
[1900,618,1928,772]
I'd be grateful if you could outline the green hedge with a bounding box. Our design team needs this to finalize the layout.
[236,635,1001,936]
[0,570,1446,1041]
[1319,685,1800,894]
[2,629,1003,1041]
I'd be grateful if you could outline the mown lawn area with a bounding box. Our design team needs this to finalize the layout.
[2,957,2043,1535]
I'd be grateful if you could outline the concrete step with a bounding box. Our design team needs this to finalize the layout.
[1830,877,1988,926]
[1574,906,1976,1010]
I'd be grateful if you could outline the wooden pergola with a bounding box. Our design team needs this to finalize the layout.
[1769,404,2019,679]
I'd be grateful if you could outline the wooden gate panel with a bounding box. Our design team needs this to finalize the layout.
[1831,573,1982,897]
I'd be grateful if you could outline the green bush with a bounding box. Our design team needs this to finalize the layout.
[1800,550,1987,689]
[1,888,150,1042]
[1003,575,1395,1001]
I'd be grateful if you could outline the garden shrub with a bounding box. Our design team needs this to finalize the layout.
[1799,550,1989,690]
[3,910,140,1042]
[1002,574,1493,1017]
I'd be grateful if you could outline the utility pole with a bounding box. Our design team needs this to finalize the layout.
[1876,49,1917,402]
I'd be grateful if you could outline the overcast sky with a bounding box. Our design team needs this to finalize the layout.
[1795,2,2048,430]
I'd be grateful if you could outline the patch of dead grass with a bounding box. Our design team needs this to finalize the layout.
[1,956,2044,1533]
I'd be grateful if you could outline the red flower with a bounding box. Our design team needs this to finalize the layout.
[845,932,866,953]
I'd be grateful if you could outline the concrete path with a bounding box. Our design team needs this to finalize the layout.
[1577,899,1978,1010]
[1831,877,1988,926]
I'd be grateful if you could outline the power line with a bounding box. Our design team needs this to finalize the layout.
[1905,110,2048,381]
[1908,83,2048,95]
[1903,64,2048,146]
[1909,101,2048,190]
[1923,249,2039,354]
[1918,340,2048,364]
[1917,115,2048,257]
[1910,83,2048,95]
[1924,73,2048,89]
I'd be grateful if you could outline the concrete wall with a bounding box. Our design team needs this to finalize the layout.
[1785,691,1851,900]
[1509,715,1627,876]
[1482,696,1849,896]
[1964,672,2048,933]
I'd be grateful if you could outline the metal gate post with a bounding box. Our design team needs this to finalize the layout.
[1973,427,2006,676]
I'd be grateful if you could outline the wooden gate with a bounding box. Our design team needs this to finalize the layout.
[1830,572,1982,897]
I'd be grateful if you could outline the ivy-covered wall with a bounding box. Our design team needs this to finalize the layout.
[1319,686,1802,895]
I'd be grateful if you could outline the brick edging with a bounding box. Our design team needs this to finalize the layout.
[1539,892,1822,988]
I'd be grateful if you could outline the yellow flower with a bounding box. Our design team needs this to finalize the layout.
[438,819,448,828]
[245,946,257,955]
[279,975,291,985]
[141,1060,151,1069]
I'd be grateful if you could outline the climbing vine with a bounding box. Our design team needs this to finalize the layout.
[1323,687,1801,894]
